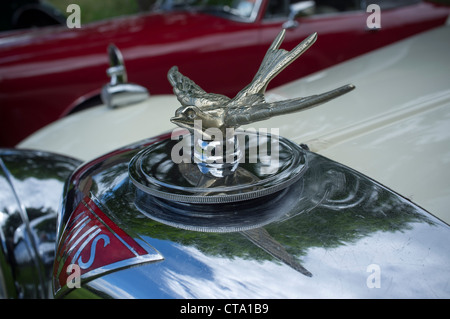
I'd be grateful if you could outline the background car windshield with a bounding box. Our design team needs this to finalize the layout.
[157,0,258,18]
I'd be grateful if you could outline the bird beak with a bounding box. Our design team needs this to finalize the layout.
[170,115,192,128]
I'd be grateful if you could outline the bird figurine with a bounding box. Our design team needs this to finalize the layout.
[168,29,355,136]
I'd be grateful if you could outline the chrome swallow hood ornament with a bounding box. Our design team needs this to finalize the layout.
[168,30,354,135]
[129,29,355,205]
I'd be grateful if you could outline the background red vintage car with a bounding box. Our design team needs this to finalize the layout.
[0,0,449,147]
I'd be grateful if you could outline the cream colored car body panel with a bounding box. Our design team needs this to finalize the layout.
[19,95,180,160]
[18,25,450,223]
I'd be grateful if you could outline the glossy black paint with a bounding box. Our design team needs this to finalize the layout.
[58,135,450,298]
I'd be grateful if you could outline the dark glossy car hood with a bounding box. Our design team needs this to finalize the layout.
[54,134,450,298]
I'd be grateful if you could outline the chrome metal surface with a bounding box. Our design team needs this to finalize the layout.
[57,135,450,298]
[129,131,306,205]
[101,44,149,109]
[0,149,81,298]
[283,0,316,29]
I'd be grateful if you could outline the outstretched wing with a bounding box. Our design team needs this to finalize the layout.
[231,30,317,105]
[226,84,355,127]
[168,66,230,110]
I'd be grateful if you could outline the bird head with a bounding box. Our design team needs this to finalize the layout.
[171,105,227,136]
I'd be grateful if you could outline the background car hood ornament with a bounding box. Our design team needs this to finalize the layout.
[129,29,355,210]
